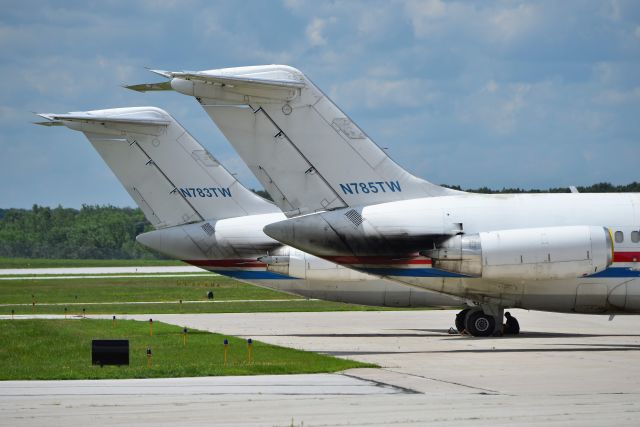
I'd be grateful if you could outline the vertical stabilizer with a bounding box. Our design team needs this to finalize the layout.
[127,66,460,215]
[37,107,278,228]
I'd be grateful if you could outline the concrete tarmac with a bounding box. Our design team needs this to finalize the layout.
[3,310,640,425]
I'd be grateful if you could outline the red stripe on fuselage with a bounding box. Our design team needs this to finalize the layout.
[183,252,639,270]
[614,252,640,263]
[323,256,432,265]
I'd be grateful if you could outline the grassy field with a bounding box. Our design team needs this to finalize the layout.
[2,300,391,315]
[0,276,295,304]
[0,275,401,315]
[0,257,185,269]
[0,319,373,380]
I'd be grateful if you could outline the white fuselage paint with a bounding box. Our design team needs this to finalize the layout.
[135,212,462,308]
[264,192,640,314]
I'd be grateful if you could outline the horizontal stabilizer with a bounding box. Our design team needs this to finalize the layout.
[36,112,170,127]
[125,67,305,102]
[33,120,64,127]
[166,70,305,89]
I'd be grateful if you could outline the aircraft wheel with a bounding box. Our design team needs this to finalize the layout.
[465,310,495,337]
[455,308,471,333]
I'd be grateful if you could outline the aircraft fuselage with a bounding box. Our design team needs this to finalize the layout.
[264,192,640,314]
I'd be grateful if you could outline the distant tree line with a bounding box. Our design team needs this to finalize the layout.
[0,182,637,260]
[0,205,159,260]
[441,182,640,193]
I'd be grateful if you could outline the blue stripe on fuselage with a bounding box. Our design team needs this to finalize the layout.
[362,266,640,279]
[590,267,640,278]
[360,267,468,278]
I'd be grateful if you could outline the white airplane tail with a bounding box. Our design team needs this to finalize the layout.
[36,107,278,228]
[127,66,460,216]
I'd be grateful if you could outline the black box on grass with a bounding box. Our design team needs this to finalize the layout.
[92,339,129,366]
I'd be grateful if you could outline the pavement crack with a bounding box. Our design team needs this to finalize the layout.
[341,372,421,395]
[381,369,505,395]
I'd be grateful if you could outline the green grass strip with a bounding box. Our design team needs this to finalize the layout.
[0,276,296,305]
[1,299,399,315]
[0,319,373,380]
[0,258,186,269]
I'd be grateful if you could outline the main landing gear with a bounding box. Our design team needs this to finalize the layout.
[455,306,516,337]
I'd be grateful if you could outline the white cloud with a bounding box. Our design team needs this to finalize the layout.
[0,105,25,126]
[356,6,395,38]
[483,80,499,93]
[594,87,640,105]
[457,81,534,136]
[198,8,221,36]
[403,1,540,52]
[306,17,329,46]
[282,0,306,12]
[329,77,436,110]
[1,0,639,206]
[366,65,400,79]
[404,0,447,38]
[488,3,539,45]
[607,0,622,21]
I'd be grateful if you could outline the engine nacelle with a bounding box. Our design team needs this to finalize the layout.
[262,247,375,281]
[422,225,613,281]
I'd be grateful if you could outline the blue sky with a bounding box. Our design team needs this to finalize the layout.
[2,0,639,208]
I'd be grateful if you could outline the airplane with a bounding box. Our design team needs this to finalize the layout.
[35,107,462,309]
[128,65,640,336]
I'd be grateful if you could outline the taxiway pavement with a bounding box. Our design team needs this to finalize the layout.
[2,310,640,425]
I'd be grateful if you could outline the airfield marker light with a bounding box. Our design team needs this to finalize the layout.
[146,347,152,367]
[149,318,153,336]
[82,308,86,318]
[247,338,253,364]
[112,315,116,328]
[64,307,67,318]
[223,339,229,366]
[11,309,14,319]
[183,327,188,347]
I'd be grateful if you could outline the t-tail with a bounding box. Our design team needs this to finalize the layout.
[36,107,278,228]
[34,106,465,308]
[126,66,460,216]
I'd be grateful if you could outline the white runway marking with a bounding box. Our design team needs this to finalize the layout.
[0,374,403,397]
[0,266,206,276]
[0,273,216,281]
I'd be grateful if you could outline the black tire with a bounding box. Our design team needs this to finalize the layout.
[455,308,471,333]
[465,310,495,337]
